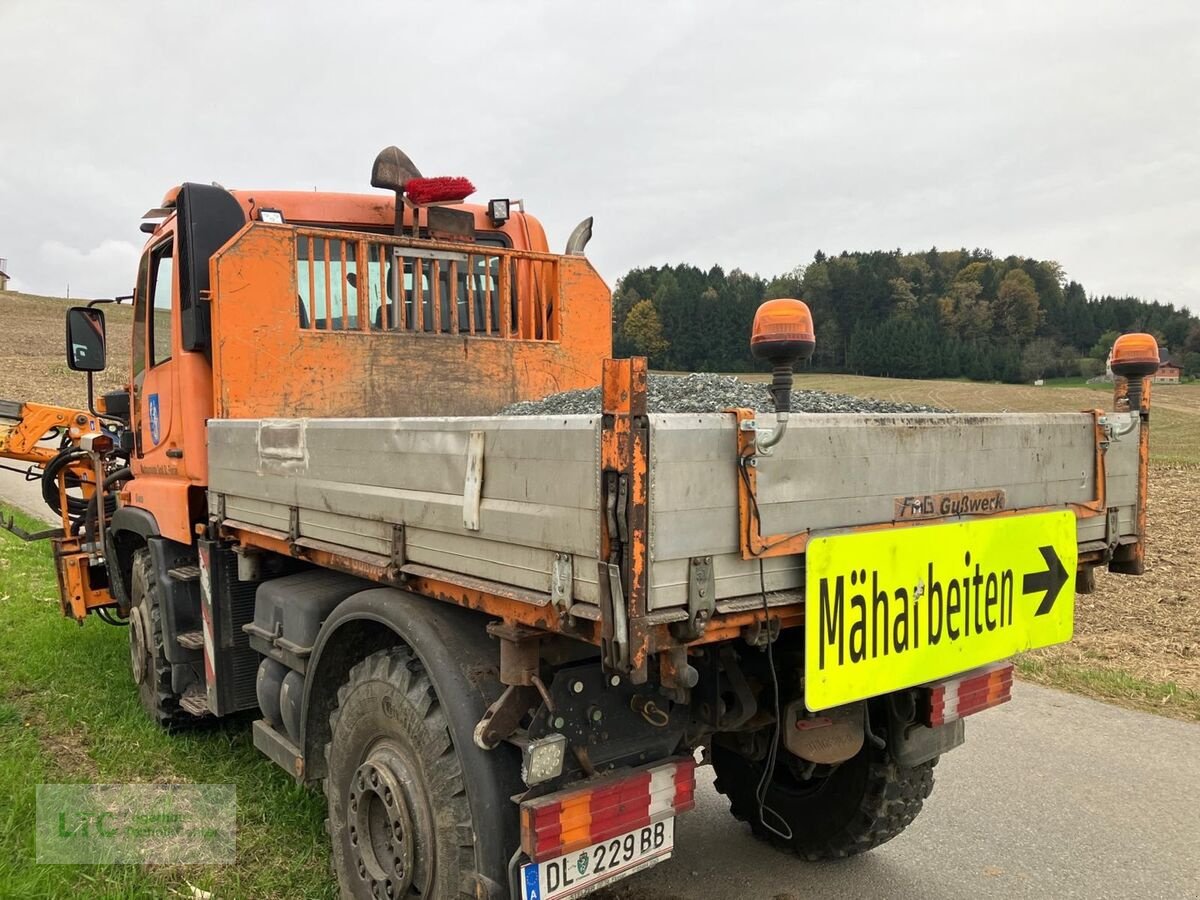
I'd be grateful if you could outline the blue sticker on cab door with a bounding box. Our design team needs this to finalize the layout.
[148,393,161,445]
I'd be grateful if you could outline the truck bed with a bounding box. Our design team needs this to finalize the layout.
[208,410,1140,614]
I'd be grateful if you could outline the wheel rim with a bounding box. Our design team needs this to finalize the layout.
[346,744,432,898]
[129,608,148,685]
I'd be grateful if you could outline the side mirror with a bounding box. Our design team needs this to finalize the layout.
[65,307,107,372]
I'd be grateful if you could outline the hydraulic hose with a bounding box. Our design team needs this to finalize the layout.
[41,449,91,518]
[75,466,132,539]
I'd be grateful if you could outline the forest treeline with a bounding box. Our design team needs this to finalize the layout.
[611,249,1200,382]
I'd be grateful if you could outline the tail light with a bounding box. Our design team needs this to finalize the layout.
[924,662,1014,727]
[520,757,696,863]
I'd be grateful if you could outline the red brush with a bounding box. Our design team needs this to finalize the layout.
[404,176,475,204]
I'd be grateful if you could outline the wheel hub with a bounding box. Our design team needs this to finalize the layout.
[347,748,423,898]
[129,608,149,685]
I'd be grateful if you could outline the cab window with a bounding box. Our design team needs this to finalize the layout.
[149,241,174,366]
[296,233,508,333]
[132,253,152,386]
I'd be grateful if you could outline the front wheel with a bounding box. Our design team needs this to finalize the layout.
[324,645,487,899]
[128,549,190,728]
[712,732,936,860]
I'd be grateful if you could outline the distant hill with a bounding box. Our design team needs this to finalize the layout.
[0,291,132,407]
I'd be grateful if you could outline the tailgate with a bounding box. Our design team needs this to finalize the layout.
[645,410,1141,610]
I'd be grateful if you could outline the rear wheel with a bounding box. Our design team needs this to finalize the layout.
[324,645,484,899]
[128,549,190,728]
[712,732,936,860]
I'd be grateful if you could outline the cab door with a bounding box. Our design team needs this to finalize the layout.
[132,232,180,469]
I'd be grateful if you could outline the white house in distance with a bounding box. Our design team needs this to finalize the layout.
[0,258,9,291]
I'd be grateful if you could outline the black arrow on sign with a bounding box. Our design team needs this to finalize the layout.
[1023,545,1068,616]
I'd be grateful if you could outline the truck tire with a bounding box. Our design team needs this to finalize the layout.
[712,734,936,860]
[128,549,190,728]
[324,645,483,900]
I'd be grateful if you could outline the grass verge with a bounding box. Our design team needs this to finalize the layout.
[1016,656,1200,721]
[0,504,335,899]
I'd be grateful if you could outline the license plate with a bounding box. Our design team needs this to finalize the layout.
[520,818,674,900]
[805,510,1076,710]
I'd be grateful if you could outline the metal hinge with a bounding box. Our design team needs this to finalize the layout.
[550,553,573,618]
[1104,507,1121,558]
[673,556,715,642]
[601,471,633,672]
[387,524,407,581]
[604,471,630,547]
[616,474,629,544]
[604,561,630,671]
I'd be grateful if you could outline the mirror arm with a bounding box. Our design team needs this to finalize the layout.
[85,372,125,426]
[86,370,98,420]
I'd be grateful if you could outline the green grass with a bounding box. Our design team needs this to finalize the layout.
[0,505,336,899]
[1016,656,1200,721]
[1038,376,1109,389]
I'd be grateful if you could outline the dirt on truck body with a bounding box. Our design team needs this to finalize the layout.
[0,146,1161,900]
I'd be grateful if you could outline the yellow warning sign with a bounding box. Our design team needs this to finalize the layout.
[804,511,1076,710]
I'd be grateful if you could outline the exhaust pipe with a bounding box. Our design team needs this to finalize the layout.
[564,216,593,256]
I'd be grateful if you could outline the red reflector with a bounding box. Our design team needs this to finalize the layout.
[924,662,1013,727]
[520,756,696,863]
[673,756,697,813]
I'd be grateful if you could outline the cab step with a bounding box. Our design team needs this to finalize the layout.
[168,565,201,582]
[179,685,211,717]
[177,630,205,650]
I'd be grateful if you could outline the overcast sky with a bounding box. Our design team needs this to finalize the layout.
[1,1,1197,312]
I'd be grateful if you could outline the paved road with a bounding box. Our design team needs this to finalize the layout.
[598,682,1199,900]
[1,476,1197,899]
[0,439,59,523]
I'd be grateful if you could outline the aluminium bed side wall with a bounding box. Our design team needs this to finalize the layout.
[646,412,1141,610]
[209,412,1141,616]
[208,416,603,603]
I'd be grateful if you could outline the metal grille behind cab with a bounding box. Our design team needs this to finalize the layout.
[214,545,261,713]
[294,228,560,342]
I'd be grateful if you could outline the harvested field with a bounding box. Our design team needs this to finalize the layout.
[784,372,1200,467]
[1021,465,1200,713]
[0,290,132,407]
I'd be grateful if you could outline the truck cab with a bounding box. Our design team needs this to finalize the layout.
[125,178,584,546]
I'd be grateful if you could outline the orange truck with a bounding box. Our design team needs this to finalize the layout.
[0,147,1160,900]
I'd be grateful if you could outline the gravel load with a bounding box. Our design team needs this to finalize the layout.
[501,373,951,415]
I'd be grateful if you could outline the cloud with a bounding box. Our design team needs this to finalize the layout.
[36,239,142,300]
[0,0,1197,311]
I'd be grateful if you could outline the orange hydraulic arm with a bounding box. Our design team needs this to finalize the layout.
[0,400,106,466]
[1,399,123,620]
